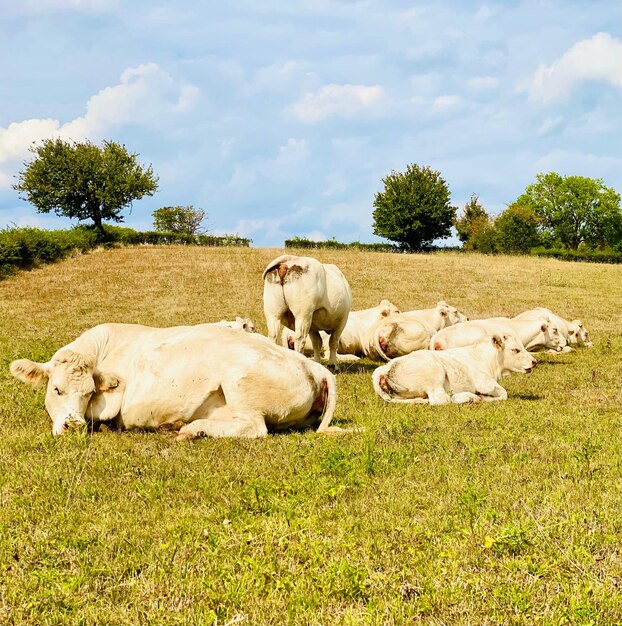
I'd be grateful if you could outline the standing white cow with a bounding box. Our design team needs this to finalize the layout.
[372,335,536,405]
[372,301,468,360]
[430,317,563,352]
[263,254,352,366]
[514,307,593,349]
[281,299,401,360]
[10,324,338,439]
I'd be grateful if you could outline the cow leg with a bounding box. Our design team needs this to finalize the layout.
[266,315,282,344]
[309,330,324,362]
[293,313,313,356]
[326,319,348,366]
[176,412,268,441]
[472,376,508,402]
[451,392,482,404]
[427,388,452,405]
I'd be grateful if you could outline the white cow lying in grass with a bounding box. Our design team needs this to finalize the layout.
[514,307,593,350]
[372,334,536,404]
[430,317,564,352]
[11,323,338,439]
[281,299,401,361]
[263,254,352,366]
[372,301,468,360]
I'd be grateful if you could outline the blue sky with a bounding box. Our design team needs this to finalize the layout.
[1,0,620,246]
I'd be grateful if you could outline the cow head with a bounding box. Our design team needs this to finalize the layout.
[235,316,256,333]
[493,334,537,375]
[378,299,401,318]
[437,300,469,326]
[10,350,120,436]
[539,321,565,350]
[569,320,592,346]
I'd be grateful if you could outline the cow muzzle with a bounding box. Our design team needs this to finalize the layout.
[53,416,87,436]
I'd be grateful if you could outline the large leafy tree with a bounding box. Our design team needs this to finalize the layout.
[153,205,207,235]
[454,193,491,248]
[516,172,622,250]
[494,203,542,253]
[373,164,456,251]
[14,138,158,238]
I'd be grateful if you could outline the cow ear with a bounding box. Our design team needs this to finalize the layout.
[10,359,50,387]
[492,335,504,351]
[93,370,121,392]
[381,307,391,317]
[568,328,575,336]
[440,309,448,317]
[540,323,548,333]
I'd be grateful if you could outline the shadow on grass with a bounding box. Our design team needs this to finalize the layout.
[535,359,571,366]
[513,393,544,401]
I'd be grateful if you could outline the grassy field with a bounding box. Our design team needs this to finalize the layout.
[0,245,620,625]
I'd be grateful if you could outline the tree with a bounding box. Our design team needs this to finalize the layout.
[14,138,158,238]
[515,172,622,250]
[494,204,542,253]
[454,193,491,248]
[152,205,207,235]
[372,164,456,251]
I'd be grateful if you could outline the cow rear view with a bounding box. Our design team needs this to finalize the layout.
[263,254,352,366]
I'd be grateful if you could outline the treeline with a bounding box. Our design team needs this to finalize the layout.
[284,237,397,252]
[0,225,250,279]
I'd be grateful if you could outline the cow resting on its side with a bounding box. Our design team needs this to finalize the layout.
[430,317,563,352]
[10,323,338,439]
[372,334,536,405]
[263,254,352,365]
[372,301,468,360]
[513,307,592,350]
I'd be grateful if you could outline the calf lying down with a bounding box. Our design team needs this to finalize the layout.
[11,323,339,440]
[372,335,536,405]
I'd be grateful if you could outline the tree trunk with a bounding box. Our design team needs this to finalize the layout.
[91,210,107,241]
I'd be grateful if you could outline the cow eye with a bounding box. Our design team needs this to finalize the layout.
[53,386,62,396]
[512,348,520,354]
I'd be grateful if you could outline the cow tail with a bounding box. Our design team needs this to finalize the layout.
[316,371,337,433]
[372,324,393,362]
[262,255,290,282]
[372,366,394,402]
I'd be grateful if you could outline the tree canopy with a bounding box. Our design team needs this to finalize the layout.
[515,172,621,250]
[372,164,456,251]
[454,193,490,247]
[14,138,158,238]
[153,206,207,235]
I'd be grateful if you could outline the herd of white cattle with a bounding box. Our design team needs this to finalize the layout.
[11,254,592,439]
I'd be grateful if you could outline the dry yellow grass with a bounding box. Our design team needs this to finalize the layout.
[0,245,620,625]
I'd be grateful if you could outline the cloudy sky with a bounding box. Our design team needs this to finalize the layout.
[1,0,620,246]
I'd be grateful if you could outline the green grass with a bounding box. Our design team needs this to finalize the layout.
[0,246,621,625]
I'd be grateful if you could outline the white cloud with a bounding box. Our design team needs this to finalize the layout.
[0,63,199,188]
[534,148,622,179]
[433,95,462,110]
[528,32,622,104]
[305,230,326,242]
[467,76,499,90]
[6,0,117,15]
[289,84,385,123]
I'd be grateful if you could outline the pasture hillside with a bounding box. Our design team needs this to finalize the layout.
[0,246,621,625]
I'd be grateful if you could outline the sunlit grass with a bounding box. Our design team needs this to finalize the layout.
[0,246,620,625]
